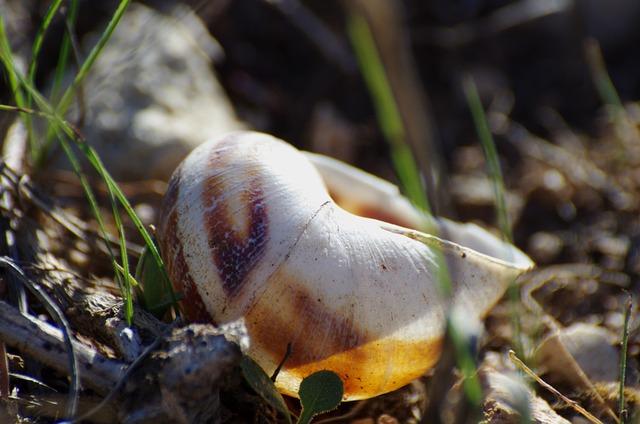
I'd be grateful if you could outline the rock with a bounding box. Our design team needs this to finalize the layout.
[481,353,571,424]
[56,3,244,181]
[117,324,242,424]
[535,323,620,387]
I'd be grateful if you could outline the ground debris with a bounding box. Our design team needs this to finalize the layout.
[117,324,242,424]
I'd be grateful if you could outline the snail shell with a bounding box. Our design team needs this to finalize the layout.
[157,131,534,400]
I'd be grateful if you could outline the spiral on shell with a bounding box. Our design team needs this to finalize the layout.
[157,131,534,400]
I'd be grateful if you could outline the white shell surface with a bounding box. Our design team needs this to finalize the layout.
[158,131,534,400]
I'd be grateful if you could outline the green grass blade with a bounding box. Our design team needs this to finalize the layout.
[347,13,430,214]
[58,134,133,318]
[448,313,482,407]
[5,53,173,318]
[584,38,623,110]
[55,0,129,115]
[49,0,79,103]
[347,16,485,412]
[463,75,525,361]
[0,18,27,111]
[463,75,512,242]
[618,295,632,423]
[28,0,66,90]
[77,143,177,307]
[40,0,130,166]
[24,0,66,158]
[109,191,134,324]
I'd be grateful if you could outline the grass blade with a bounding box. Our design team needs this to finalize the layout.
[0,18,27,111]
[2,43,173,320]
[24,0,66,158]
[55,0,129,115]
[584,38,623,110]
[347,13,430,214]
[463,75,525,362]
[48,0,79,103]
[39,0,131,166]
[462,75,512,242]
[56,136,131,317]
[618,294,632,423]
[109,192,134,324]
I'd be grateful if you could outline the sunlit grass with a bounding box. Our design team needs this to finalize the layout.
[348,10,484,411]
[0,0,172,325]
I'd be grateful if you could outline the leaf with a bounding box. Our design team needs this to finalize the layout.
[297,370,344,424]
[240,356,292,424]
[135,243,177,317]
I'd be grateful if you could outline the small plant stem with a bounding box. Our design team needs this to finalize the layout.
[40,0,131,167]
[618,294,632,423]
[509,350,609,424]
[24,0,66,158]
[347,13,431,214]
[271,342,292,382]
[463,75,525,361]
[462,75,511,241]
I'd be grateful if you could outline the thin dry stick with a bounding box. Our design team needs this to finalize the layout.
[0,300,125,395]
[0,342,9,398]
[521,265,621,422]
[61,320,179,424]
[0,258,79,419]
[0,163,143,255]
[508,350,611,424]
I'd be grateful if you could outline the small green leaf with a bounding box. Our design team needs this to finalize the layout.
[297,370,343,424]
[241,356,292,424]
[136,243,176,317]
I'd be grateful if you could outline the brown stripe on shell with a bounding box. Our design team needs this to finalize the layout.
[158,169,211,323]
[244,267,366,369]
[244,267,443,399]
[201,148,269,299]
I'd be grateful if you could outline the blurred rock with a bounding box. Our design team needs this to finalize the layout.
[535,323,620,387]
[528,231,563,263]
[55,3,244,181]
[449,174,524,225]
[481,353,570,423]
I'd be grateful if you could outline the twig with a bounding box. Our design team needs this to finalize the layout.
[521,264,624,421]
[508,350,611,424]
[0,342,9,398]
[0,257,80,418]
[0,162,143,255]
[0,300,125,395]
[61,320,179,424]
